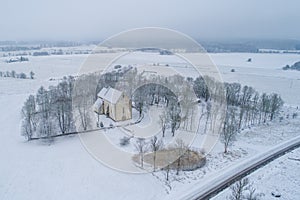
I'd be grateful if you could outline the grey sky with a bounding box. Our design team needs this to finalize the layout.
[1,0,299,41]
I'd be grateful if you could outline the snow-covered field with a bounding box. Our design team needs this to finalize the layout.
[0,51,299,199]
[110,51,300,105]
[210,53,300,106]
[212,147,300,200]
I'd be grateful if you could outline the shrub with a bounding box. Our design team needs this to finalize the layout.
[19,73,27,79]
[120,136,130,146]
[99,121,104,128]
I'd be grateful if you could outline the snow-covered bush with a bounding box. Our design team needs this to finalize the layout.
[120,136,130,146]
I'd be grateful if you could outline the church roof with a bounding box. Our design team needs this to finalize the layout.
[97,87,123,104]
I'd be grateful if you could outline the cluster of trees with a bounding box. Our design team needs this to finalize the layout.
[32,50,91,56]
[220,84,283,153]
[6,56,29,63]
[132,83,178,111]
[158,103,181,137]
[224,83,284,126]
[131,83,181,136]
[21,66,284,152]
[1,46,40,52]
[1,49,91,57]
[73,73,99,131]
[283,61,300,71]
[193,76,283,153]
[0,70,35,79]
[21,71,102,140]
[32,51,49,56]
[21,76,75,140]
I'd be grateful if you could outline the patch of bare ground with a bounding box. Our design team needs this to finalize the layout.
[133,148,206,171]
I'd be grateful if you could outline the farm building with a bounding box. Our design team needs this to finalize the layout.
[94,87,132,121]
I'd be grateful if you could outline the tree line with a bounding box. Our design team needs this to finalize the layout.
[0,70,35,79]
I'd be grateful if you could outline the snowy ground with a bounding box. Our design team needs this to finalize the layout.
[210,53,300,106]
[0,51,300,199]
[212,147,300,200]
[155,108,300,198]
[109,51,300,105]
[0,58,165,200]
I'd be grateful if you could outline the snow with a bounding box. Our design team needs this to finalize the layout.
[209,53,300,106]
[106,51,300,106]
[0,54,164,200]
[0,51,300,199]
[148,114,300,198]
[0,55,86,80]
[97,87,123,104]
[123,106,163,138]
[109,51,199,79]
[93,98,103,111]
[212,146,300,200]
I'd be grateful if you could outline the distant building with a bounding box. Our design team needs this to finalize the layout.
[94,87,132,121]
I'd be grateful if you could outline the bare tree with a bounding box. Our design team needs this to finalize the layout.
[36,86,54,139]
[73,74,97,131]
[229,178,250,200]
[77,100,91,131]
[180,83,196,131]
[51,78,74,134]
[159,110,168,137]
[238,86,254,129]
[230,178,262,200]
[269,93,284,121]
[260,93,270,123]
[204,101,212,133]
[168,103,181,137]
[21,95,37,140]
[165,162,171,181]
[220,106,238,153]
[150,136,163,171]
[132,86,148,118]
[174,139,187,175]
[246,187,262,200]
[163,148,173,181]
[134,138,148,168]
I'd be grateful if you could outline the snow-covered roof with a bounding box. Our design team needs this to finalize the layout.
[93,98,103,110]
[97,87,123,104]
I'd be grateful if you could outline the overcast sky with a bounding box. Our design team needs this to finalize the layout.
[1,0,299,41]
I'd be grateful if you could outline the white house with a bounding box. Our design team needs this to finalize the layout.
[94,87,132,121]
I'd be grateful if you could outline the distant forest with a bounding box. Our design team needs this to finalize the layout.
[201,39,300,53]
[1,39,300,53]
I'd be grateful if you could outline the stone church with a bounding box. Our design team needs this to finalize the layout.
[94,87,132,121]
